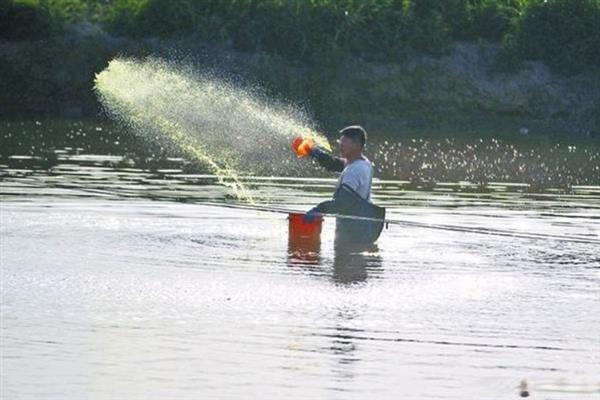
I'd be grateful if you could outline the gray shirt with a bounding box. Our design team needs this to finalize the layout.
[337,157,373,202]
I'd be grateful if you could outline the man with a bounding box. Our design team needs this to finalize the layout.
[305,125,385,245]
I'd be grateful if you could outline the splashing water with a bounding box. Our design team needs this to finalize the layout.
[94,57,331,201]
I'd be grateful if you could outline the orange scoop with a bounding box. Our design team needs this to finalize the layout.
[292,136,315,158]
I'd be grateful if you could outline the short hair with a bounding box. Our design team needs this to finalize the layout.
[340,125,367,148]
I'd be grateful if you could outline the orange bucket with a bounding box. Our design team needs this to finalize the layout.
[288,212,323,255]
[288,212,322,236]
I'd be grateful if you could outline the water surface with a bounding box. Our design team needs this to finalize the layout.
[1,154,599,399]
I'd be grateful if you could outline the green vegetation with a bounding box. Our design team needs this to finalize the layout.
[2,0,600,73]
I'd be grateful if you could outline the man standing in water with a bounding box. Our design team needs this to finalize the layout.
[304,125,385,245]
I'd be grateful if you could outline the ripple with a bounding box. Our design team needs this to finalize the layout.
[1,159,599,400]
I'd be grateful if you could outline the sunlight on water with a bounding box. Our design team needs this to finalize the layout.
[2,32,599,398]
[2,193,598,399]
[1,142,599,398]
[94,58,331,201]
[370,138,600,188]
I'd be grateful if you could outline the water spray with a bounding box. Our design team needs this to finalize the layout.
[94,57,331,202]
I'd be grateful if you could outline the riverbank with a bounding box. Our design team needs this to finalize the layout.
[1,25,599,138]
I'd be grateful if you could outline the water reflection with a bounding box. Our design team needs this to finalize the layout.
[326,245,382,391]
[329,313,363,386]
[333,243,382,285]
[3,119,599,187]
[286,221,383,284]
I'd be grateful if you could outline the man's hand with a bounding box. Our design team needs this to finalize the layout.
[304,208,321,223]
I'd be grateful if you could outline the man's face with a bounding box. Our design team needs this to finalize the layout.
[339,135,361,159]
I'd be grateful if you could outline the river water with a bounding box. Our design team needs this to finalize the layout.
[1,142,600,399]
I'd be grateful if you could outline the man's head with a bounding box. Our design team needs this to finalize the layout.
[339,125,367,160]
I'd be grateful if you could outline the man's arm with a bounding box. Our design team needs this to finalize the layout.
[310,184,359,215]
[309,148,345,172]
[305,184,360,221]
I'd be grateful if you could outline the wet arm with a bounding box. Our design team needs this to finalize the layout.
[310,148,345,173]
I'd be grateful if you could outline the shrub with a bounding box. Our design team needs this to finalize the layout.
[102,0,146,35]
[0,0,55,40]
[465,0,520,41]
[2,0,599,73]
[134,0,197,36]
[510,0,600,72]
[47,0,94,22]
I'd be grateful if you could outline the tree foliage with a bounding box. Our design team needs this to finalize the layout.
[2,0,599,73]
